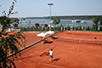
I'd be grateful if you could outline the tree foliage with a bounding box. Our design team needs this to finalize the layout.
[0,32,25,68]
[100,18,102,31]
[45,24,48,27]
[35,23,39,28]
[0,16,19,31]
[0,0,25,68]
[52,18,60,31]
[10,18,19,24]
[0,16,11,31]
[0,0,18,32]
[52,18,60,25]
[93,16,100,31]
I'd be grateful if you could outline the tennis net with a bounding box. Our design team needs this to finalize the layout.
[55,36,102,45]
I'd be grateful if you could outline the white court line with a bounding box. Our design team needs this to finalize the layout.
[75,43,80,53]
[98,45,102,50]
[54,36,102,42]
[67,50,102,57]
[38,62,65,68]
[96,40,102,50]
[33,44,40,47]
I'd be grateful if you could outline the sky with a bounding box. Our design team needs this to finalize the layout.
[0,0,102,17]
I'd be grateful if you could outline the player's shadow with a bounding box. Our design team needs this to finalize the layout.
[52,58,60,61]
[51,36,58,40]
[13,55,39,61]
[44,40,53,44]
[39,52,49,57]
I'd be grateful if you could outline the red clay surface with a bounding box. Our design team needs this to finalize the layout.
[17,32,41,49]
[9,31,102,68]
[3,32,41,54]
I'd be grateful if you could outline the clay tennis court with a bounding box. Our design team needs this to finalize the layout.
[9,31,102,68]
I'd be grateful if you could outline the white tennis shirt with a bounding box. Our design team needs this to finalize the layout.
[49,51,53,55]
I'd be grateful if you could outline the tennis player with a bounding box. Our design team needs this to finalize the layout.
[49,49,53,61]
[94,36,97,41]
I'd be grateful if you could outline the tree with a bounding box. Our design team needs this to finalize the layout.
[45,24,48,27]
[68,26,70,30]
[87,27,90,31]
[10,18,19,23]
[44,24,48,31]
[73,26,75,30]
[14,23,19,29]
[0,0,18,31]
[52,18,60,30]
[83,21,87,31]
[79,26,82,30]
[0,32,25,68]
[0,16,11,31]
[35,23,39,28]
[93,16,100,31]
[100,19,102,31]
[0,0,25,68]
[35,23,40,31]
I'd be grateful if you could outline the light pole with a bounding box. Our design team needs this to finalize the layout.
[48,3,53,21]
[48,3,53,31]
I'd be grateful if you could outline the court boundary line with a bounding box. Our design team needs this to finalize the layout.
[66,50,102,57]
[99,45,102,50]
[38,62,65,68]
[54,36,102,42]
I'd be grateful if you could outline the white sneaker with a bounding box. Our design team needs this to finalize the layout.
[49,59,52,61]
